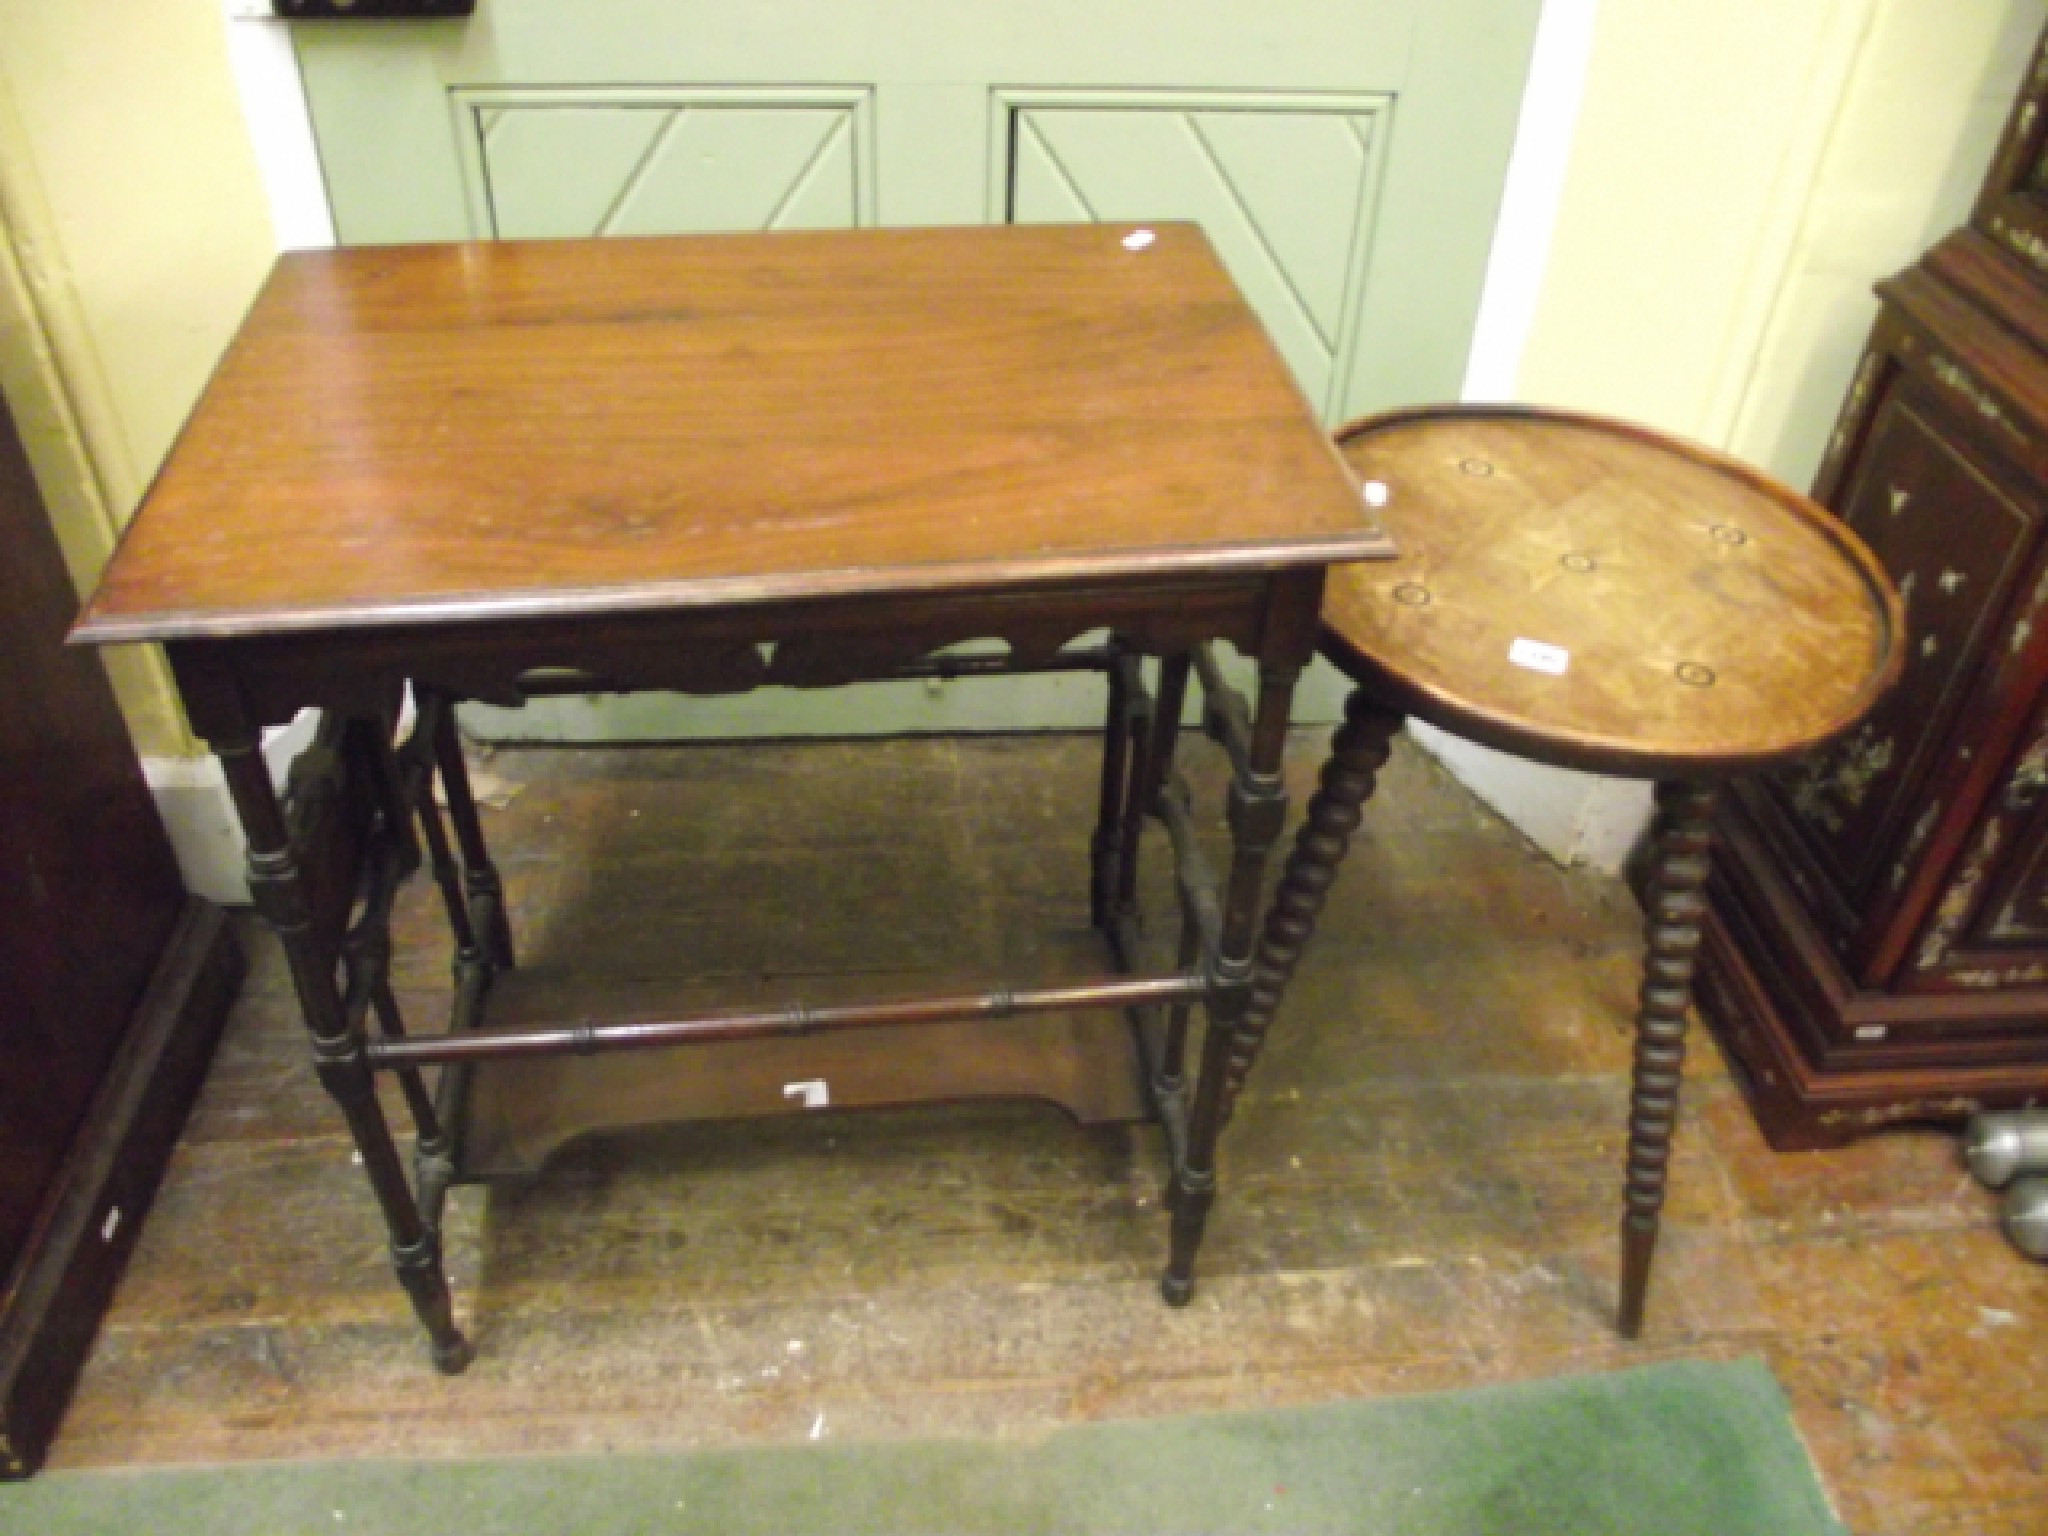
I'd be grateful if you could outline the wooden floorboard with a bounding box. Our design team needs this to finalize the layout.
[50,732,2045,1534]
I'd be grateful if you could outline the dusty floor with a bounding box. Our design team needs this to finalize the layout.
[49,731,2048,1534]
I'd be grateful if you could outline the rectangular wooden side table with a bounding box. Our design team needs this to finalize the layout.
[73,224,1390,1371]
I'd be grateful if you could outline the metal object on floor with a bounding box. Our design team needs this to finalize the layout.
[1963,1109,2048,1263]
[2003,1176,2048,1258]
[1962,1109,2048,1188]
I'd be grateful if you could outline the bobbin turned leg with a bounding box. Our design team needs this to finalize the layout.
[1163,660,1297,1306]
[215,732,473,1374]
[1219,690,1403,1130]
[1618,778,1718,1339]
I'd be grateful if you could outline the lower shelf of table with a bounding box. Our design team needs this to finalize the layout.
[448,969,1157,1181]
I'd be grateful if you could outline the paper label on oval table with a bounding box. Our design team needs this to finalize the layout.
[1508,637,1570,676]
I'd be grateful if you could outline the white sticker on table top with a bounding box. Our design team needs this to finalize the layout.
[783,1079,831,1109]
[1507,637,1570,676]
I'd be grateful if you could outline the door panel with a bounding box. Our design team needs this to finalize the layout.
[458,89,873,239]
[1007,95,1386,414]
[294,1,1540,740]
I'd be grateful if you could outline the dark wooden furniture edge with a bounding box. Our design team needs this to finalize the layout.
[1717,791,2048,1055]
[71,534,1393,649]
[149,570,1314,738]
[1969,28,2048,290]
[1701,893,2048,1149]
[1703,792,2048,1148]
[0,901,243,1477]
[1925,227,2048,363]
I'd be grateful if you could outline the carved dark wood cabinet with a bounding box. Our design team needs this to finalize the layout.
[1699,31,2048,1148]
[0,385,242,1474]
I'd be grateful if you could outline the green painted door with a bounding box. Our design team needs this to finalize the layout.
[295,1,1540,740]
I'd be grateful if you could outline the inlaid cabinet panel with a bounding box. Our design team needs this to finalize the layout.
[1904,684,2048,1000]
[1773,375,2044,915]
[1973,742,2048,950]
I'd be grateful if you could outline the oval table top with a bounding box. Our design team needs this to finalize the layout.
[1321,405,1905,778]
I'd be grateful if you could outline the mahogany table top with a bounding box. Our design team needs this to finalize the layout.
[1321,405,1904,777]
[74,224,1389,647]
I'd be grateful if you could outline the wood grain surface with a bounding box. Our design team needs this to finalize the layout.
[73,224,1387,646]
[1320,406,1904,776]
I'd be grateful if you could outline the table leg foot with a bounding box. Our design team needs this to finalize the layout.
[432,1336,478,1376]
[393,1230,473,1373]
[1617,778,1716,1338]
[1161,1165,1215,1305]
[1617,1217,1657,1341]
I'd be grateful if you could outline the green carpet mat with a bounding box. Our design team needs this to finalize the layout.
[0,1357,1842,1535]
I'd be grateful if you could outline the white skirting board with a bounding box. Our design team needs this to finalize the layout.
[1409,722,1652,874]
[142,712,319,906]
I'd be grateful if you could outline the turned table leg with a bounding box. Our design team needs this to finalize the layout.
[1114,653,1192,930]
[430,697,515,970]
[215,733,474,1374]
[1163,660,1297,1305]
[1618,778,1718,1338]
[1219,690,1403,1130]
[1090,643,1134,930]
[407,715,481,966]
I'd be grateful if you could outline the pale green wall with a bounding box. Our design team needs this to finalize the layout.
[0,0,277,758]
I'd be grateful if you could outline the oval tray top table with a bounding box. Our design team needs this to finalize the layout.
[1225,404,1904,1337]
